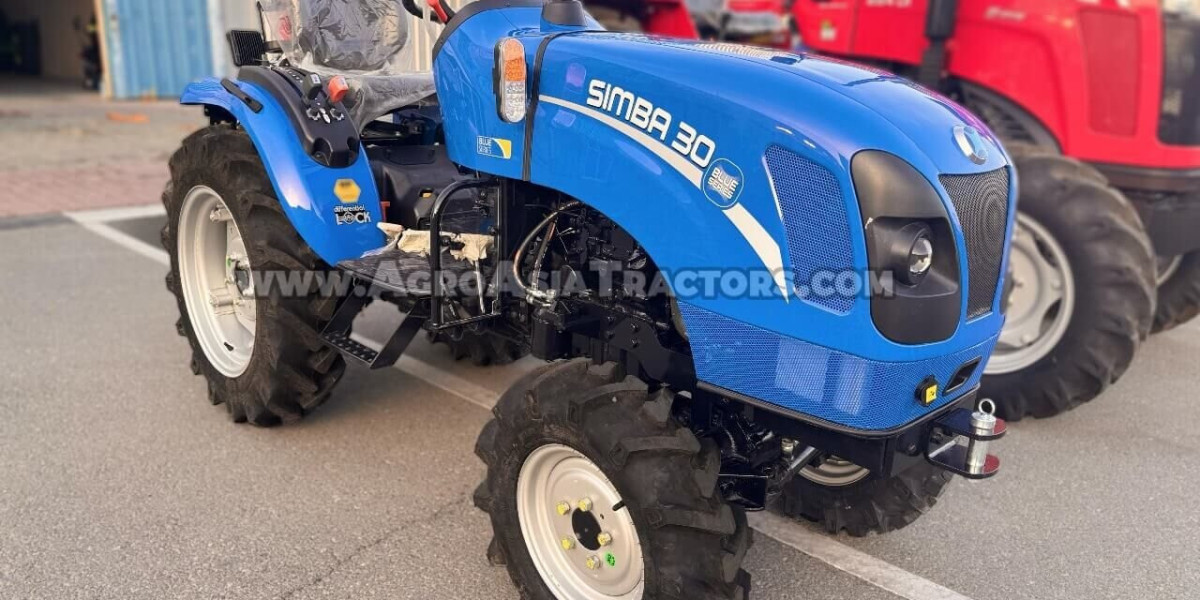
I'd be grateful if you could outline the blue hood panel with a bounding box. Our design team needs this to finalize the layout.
[432,18,1017,430]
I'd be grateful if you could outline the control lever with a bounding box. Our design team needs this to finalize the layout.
[302,72,324,102]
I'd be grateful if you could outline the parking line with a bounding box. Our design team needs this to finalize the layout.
[748,512,973,600]
[66,203,166,223]
[67,204,169,266]
[75,204,977,600]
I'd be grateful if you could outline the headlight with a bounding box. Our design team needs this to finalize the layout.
[906,226,935,283]
[852,151,961,345]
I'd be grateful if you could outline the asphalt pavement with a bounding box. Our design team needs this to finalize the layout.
[0,209,1197,600]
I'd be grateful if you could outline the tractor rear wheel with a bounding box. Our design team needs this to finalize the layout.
[982,149,1155,420]
[474,359,752,599]
[163,125,345,426]
[1153,251,1200,332]
[780,458,951,537]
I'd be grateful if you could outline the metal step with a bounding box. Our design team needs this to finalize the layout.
[320,288,428,369]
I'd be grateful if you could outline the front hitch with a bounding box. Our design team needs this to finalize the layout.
[924,400,1006,479]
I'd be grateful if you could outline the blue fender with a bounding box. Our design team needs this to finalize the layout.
[180,77,385,265]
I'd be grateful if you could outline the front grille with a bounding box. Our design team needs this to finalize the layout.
[1160,15,1200,146]
[939,169,1011,319]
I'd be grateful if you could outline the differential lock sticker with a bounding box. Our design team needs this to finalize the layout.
[477,136,513,160]
[334,179,361,203]
[334,204,372,226]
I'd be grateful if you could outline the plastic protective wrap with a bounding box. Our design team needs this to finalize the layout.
[686,0,784,38]
[259,0,441,125]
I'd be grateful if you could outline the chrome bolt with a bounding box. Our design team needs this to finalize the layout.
[596,532,613,547]
[577,498,593,512]
[781,438,797,457]
[585,555,602,570]
[556,501,572,516]
[560,537,575,551]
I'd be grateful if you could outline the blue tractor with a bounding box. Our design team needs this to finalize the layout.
[164,0,1013,596]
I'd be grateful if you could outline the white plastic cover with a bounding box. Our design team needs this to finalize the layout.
[258,0,442,125]
[685,0,784,37]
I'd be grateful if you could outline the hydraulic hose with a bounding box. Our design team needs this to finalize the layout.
[512,201,582,305]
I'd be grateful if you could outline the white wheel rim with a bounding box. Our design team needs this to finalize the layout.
[517,444,644,600]
[987,213,1076,375]
[1158,255,1183,287]
[178,186,257,378]
[799,457,869,487]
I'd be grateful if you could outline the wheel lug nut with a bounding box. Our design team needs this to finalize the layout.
[585,555,602,570]
[577,498,593,512]
[556,501,572,516]
[560,537,575,551]
[596,532,612,547]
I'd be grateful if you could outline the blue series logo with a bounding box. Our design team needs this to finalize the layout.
[476,136,513,160]
[703,159,744,209]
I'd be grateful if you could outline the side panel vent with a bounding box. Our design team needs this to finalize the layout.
[765,145,855,314]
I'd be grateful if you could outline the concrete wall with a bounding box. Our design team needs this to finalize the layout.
[207,0,260,77]
[1,0,98,80]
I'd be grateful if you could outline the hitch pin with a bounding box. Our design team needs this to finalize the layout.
[966,399,998,476]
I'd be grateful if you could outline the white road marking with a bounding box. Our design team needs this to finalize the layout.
[73,203,978,600]
[394,354,499,412]
[66,216,170,267]
[748,511,974,600]
[66,203,166,223]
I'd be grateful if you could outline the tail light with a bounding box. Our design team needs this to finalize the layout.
[495,38,528,124]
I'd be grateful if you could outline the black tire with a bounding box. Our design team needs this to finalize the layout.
[780,460,952,537]
[162,125,346,426]
[1153,251,1200,332]
[430,327,528,366]
[982,149,1156,421]
[474,359,752,600]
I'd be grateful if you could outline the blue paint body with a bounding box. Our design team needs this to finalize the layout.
[182,6,1015,432]
[180,78,385,264]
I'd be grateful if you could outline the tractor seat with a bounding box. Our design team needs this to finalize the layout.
[271,0,438,125]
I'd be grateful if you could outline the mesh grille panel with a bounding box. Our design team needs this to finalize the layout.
[679,303,994,431]
[765,145,855,314]
[940,169,1011,319]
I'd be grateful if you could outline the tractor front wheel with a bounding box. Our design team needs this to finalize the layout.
[163,125,345,426]
[430,326,528,366]
[474,359,752,599]
[981,150,1155,420]
[780,458,951,537]
[1153,251,1200,332]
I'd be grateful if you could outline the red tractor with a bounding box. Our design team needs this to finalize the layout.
[792,0,1200,419]
[582,0,791,43]
[581,0,700,35]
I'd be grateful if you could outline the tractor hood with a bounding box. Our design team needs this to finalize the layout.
[433,18,1016,427]
[535,35,1009,178]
